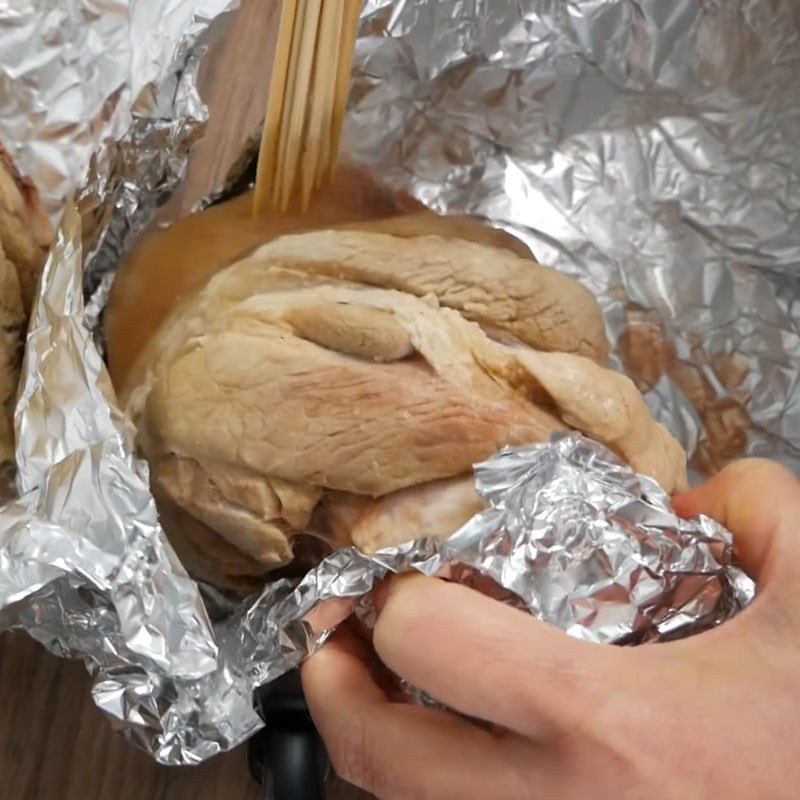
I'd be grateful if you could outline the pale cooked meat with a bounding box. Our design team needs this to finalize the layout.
[332,213,534,261]
[155,455,323,566]
[137,286,565,579]
[152,485,275,594]
[143,309,566,497]
[122,230,685,587]
[513,349,689,493]
[284,301,414,362]
[324,475,483,553]
[200,460,321,530]
[204,285,682,489]
[118,265,358,409]
[117,219,539,398]
[119,223,606,402]
[105,165,425,389]
[227,230,611,363]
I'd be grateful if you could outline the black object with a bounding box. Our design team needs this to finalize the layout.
[250,670,329,800]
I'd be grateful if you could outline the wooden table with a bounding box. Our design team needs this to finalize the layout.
[0,2,368,797]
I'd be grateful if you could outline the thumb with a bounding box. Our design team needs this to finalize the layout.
[674,459,800,587]
[372,574,626,741]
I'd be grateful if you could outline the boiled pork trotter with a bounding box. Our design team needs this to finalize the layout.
[118,229,686,590]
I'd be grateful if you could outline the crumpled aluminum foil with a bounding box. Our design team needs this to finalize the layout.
[351,0,800,481]
[0,0,788,767]
[0,0,236,219]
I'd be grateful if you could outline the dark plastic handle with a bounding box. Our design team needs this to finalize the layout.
[250,670,329,800]
[260,714,327,800]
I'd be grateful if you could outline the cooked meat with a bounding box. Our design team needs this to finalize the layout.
[154,455,320,567]
[141,297,566,498]
[512,349,688,496]
[105,164,534,391]
[323,475,484,553]
[284,301,414,362]
[121,231,686,590]
[105,165,426,389]
[332,212,534,260]
[228,231,610,363]
[152,485,274,594]
[0,145,52,462]
[0,144,51,312]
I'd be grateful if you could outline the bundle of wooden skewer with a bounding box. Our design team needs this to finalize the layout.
[253,0,362,216]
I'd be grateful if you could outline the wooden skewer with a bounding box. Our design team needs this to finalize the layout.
[253,0,363,216]
[270,0,314,211]
[302,0,343,209]
[253,0,299,216]
[328,0,361,182]
[276,0,322,212]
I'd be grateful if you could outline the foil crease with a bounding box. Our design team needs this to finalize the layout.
[0,0,787,766]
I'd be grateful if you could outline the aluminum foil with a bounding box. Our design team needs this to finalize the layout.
[350,0,800,481]
[0,0,237,219]
[0,0,788,767]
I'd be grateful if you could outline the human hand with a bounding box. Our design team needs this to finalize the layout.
[302,460,800,799]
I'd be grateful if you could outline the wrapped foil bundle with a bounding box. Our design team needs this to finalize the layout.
[2,223,755,759]
[3,0,796,766]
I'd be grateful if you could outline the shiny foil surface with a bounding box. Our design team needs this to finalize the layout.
[351,0,800,480]
[0,0,236,219]
[0,0,784,765]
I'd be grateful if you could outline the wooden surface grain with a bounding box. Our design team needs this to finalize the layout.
[0,2,368,797]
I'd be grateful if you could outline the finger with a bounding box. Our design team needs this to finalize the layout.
[673,459,800,584]
[372,574,625,740]
[302,627,557,800]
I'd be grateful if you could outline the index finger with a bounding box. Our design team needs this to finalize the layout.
[372,574,627,741]
[302,627,557,800]
[674,459,800,586]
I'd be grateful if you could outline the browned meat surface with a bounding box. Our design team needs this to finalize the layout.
[0,246,24,463]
